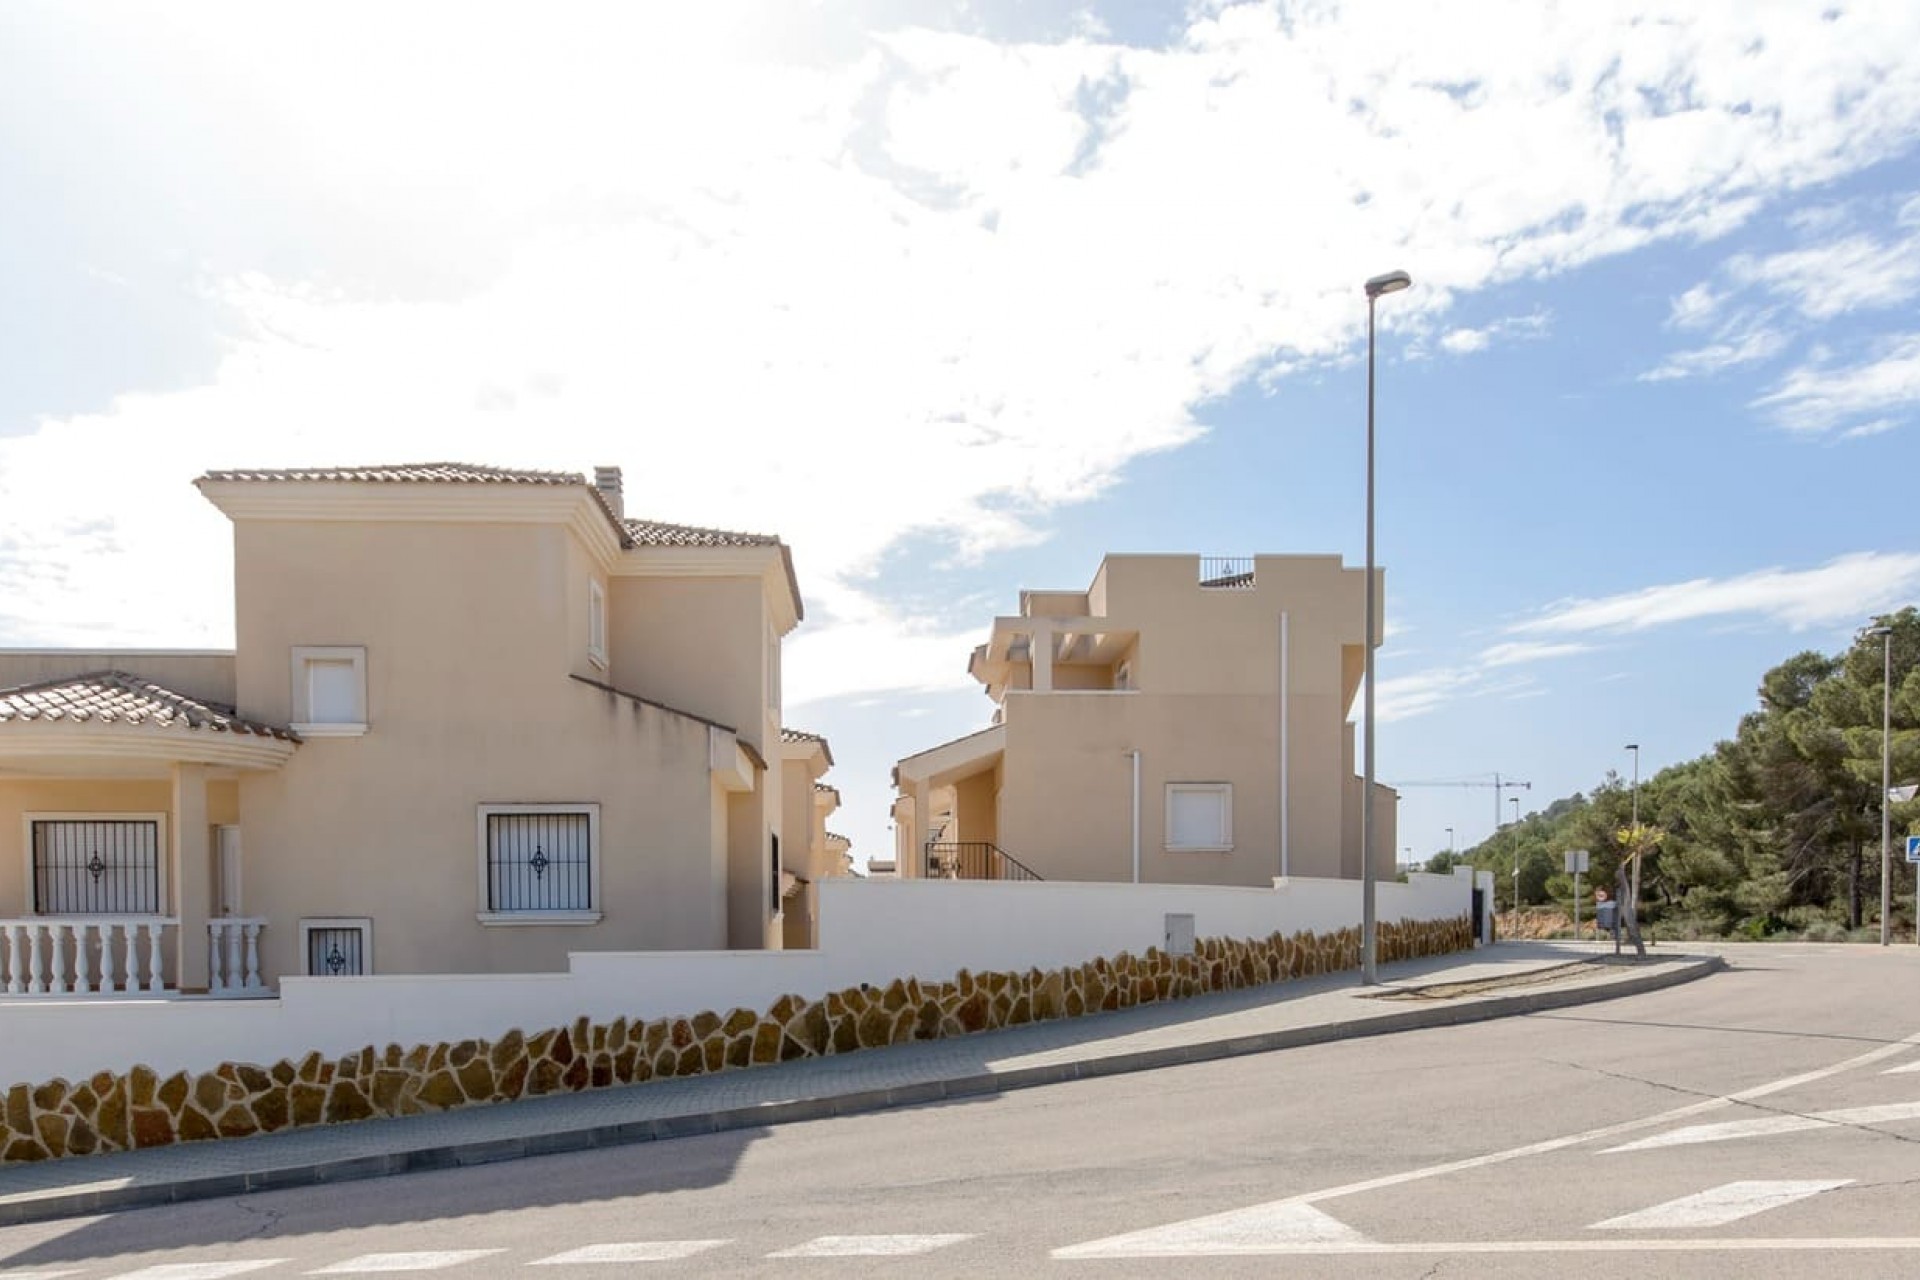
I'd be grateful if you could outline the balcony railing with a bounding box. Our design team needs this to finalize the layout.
[1199,555,1255,589]
[0,917,174,996]
[209,917,269,995]
[924,842,1044,882]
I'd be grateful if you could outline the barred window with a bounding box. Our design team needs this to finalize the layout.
[301,918,372,976]
[31,818,162,914]
[477,804,601,923]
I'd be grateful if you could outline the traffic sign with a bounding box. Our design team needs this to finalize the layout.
[1907,835,1920,864]
[1564,849,1590,874]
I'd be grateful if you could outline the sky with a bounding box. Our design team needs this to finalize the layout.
[3,0,1919,870]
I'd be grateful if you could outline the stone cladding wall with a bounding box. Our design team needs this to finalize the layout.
[1,915,1469,1163]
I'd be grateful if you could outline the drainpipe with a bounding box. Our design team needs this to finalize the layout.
[1128,749,1141,883]
[1279,610,1290,880]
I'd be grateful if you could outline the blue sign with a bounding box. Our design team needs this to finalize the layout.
[1907,835,1920,864]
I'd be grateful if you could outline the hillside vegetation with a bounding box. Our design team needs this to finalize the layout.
[1430,608,1918,942]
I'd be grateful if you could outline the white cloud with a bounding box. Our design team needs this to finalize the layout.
[1667,283,1721,330]
[1752,333,1920,435]
[1729,232,1920,320]
[5,0,1920,698]
[1434,311,1549,357]
[1376,637,1591,722]
[1640,325,1788,382]
[1512,552,1920,637]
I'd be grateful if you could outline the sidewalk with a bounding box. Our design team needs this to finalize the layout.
[0,942,1719,1226]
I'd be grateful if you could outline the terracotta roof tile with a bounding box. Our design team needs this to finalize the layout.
[781,727,825,744]
[625,518,780,548]
[0,671,299,741]
[199,463,583,486]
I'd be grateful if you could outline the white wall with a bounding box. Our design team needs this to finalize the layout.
[0,872,1469,1083]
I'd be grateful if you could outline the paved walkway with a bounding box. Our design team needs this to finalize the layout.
[0,941,1718,1226]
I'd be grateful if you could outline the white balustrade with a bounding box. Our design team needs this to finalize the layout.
[0,918,176,996]
[207,918,269,995]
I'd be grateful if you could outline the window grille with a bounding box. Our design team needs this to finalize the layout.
[486,811,593,912]
[306,923,368,976]
[31,820,161,914]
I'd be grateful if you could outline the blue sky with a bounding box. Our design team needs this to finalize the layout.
[3,1,1919,866]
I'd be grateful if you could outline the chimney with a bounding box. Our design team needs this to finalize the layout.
[593,465,624,520]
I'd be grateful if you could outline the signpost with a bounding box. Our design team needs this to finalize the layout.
[1565,849,1590,940]
[1908,836,1920,948]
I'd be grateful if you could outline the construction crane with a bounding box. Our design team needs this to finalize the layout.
[1390,774,1532,911]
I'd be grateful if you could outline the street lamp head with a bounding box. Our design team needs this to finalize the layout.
[1867,626,1893,638]
[1365,269,1412,299]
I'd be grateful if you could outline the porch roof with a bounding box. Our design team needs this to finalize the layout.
[0,671,300,773]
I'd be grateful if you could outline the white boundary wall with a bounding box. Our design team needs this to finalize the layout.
[0,871,1470,1083]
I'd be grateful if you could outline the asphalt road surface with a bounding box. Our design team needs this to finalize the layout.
[2,942,1917,1279]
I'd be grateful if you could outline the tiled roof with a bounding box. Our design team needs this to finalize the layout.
[0,671,298,741]
[813,781,838,793]
[625,518,780,548]
[825,831,852,846]
[781,727,825,745]
[199,463,583,486]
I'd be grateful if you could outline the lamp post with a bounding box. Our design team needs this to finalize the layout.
[1446,826,1455,854]
[1869,626,1893,946]
[1360,268,1411,985]
[1509,795,1521,914]
[1625,743,1642,913]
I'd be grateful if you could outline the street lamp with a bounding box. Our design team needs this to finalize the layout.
[1360,268,1411,986]
[1509,795,1521,913]
[1869,626,1893,947]
[1625,743,1641,913]
[1445,826,1455,853]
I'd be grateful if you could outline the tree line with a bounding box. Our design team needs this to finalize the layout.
[1429,607,1918,941]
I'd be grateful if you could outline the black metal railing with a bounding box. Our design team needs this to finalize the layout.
[924,841,1044,882]
[1198,555,1255,589]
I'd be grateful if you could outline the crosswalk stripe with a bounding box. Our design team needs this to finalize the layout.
[1605,1100,1920,1152]
[1591,1180,1851,1230]
[531,1242,729,1264]
[767,1235,973,1258]
[1885,1059,1920,1074]
[307,1253,503,1274]
[106,1266,287,1280]
[1054,1201,1371,1259]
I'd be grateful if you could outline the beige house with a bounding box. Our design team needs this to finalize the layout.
[0,463,848,997]
[892,553,1397,885]
[776,728,856,949]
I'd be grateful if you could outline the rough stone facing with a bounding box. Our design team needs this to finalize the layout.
[0,916,1468,1163]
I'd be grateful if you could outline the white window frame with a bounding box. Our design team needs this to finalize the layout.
[587,579,608,670]
[299,916,373,976]
[1165,783,1233,853]
[290,645,368,737]
[22,812,169,915]
[475,802,603,926]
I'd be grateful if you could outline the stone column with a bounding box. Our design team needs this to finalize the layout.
[172,763,212,992]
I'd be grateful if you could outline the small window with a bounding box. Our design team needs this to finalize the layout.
[770,833,782,916]
[300,918,372,976]
[291,646,367,736]
[1166,783,1232,852]
[476,803,602,925]
[587,580,607,669]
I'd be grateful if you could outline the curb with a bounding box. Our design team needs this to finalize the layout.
[0,954,1722,1226]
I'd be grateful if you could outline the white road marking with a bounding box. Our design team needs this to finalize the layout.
[530,1242,729,1264]
[1054,1027,1920,1259]
[1591,1180,1851,1230]
[1062,1237,1920,1257]
[1055,1202,1370,1258]
[767,1234,973,1258]
[307,1253,502,1274]
[106,1266,287,1280]
[1605,1100,1920,1152]
[0,1272,85,1279]
[1885,1058,1920,1074]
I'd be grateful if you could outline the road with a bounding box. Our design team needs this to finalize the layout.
[1,943,1917,1278]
